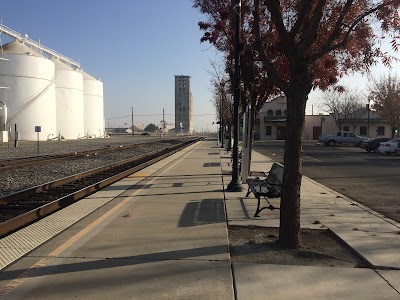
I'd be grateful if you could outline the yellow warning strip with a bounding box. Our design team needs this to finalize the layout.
[129,172,150,178]
[0,141,202,298]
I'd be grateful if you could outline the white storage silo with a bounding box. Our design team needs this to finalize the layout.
[51,56,84,139]
[82,71,104,137]
[0,40,56,141]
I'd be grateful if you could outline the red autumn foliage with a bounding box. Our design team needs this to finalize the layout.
[194,0,400,249]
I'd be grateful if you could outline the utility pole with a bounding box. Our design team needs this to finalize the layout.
[163,108,165,130]
[227,0,243,192]
[162,108,166,137]
[132,107,135,136]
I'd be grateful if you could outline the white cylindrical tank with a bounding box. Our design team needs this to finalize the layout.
[82,71,104,137]
[51,57,84,139]
[0,40,56,141]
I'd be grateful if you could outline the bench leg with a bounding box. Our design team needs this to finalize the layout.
[245,187,252,197]
[265,198,277,210]
[254,195,262,217]
[254,196,278,217]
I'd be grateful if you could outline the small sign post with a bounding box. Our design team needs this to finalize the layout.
[14,124,18,148]
[35,126,41,154]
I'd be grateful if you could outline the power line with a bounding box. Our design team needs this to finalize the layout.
[105,113,216,120]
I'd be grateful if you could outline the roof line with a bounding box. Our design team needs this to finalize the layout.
[0,24,80,69]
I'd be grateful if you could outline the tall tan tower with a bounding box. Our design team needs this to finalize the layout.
[174,75,193,134]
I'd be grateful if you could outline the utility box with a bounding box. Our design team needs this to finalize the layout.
[0,131,8,143]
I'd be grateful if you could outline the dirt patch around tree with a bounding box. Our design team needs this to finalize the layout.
[228,225,369,268]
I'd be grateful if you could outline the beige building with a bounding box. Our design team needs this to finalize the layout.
[175,75,193,134]
[258,96,391,140]
[258,95,288,140]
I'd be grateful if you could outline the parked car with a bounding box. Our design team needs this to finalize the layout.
[319,131,368,147]
[141,132,150,136]
[360,137,391,152]
[377,138,400,155]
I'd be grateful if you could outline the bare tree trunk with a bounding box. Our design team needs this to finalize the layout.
[278,74,310,249]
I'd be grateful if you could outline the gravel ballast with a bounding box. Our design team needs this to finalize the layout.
[0,135,190,197]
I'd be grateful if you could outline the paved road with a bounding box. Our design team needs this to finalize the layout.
[253,140,400,223]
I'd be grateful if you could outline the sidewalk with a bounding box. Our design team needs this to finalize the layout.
[223,147,400,299]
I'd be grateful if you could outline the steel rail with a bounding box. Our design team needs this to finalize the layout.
[0,139,174,171]
[0,138,201,238]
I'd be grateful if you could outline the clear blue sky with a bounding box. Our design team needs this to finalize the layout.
[1,1,398,129]
[0,0,220,132]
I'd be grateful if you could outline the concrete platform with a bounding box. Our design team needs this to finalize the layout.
[0,139,399,299]
[0,140,233,299]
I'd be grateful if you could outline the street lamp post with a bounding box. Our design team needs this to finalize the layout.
[227,0,243,192]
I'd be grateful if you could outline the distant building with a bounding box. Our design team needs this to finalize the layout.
[106,128,131,134]
[175,75,193,134]
[134,123,145,131]
[257,95,391,140]
[259,95,288,140]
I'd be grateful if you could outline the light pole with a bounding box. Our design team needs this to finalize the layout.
[220,80,225,148]
[227,0,243,192]
[366,102,370,138]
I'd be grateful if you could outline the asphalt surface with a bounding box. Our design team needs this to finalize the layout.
[253,140,400,223]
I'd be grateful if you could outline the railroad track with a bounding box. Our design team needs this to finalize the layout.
[0,137,201,238]
[0,138,183,171]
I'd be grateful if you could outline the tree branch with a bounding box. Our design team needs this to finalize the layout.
[253,0,289,92]
[311,1,394,60]
[289,0,313,40]
[197,0,235,52]
[325,0,354,47]
[298,0,328,56]
[264,0,290,47]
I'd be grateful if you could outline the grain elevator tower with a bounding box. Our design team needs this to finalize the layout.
[174,75,192,134]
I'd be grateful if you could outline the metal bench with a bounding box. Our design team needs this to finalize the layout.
[245,162,284,217]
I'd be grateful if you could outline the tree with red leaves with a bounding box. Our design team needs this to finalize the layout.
[195,0,400,249]
[253,0,400,248]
